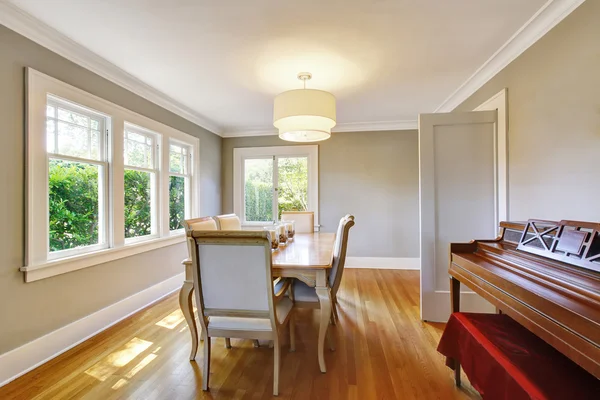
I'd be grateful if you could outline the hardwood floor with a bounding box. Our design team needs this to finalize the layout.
[0,270,479,399]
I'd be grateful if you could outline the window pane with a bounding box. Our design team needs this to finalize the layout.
[58,107,89,127]
[244,158,273,222]
[124,130,154,169]
[46,119,56,153]
[169,144,187,174]
[54,120,101,160]
[124,169,153,239]
[169,176,186,230]
[277,157,308,219]
[49,159,101,252]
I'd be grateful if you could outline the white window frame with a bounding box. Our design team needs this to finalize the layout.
[46,96,110,260]
[233,145,319,229]
[168,139,193,233]
[23,68,200,282]
[123,123,161,243]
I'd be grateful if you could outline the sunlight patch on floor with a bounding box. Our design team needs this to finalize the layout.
[156,309,185,329]
[110,353,158,390]
[85,337,153,381]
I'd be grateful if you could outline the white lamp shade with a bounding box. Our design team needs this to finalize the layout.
[273,89,336,142]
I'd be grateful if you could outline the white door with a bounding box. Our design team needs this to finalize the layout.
[419,110,503,322]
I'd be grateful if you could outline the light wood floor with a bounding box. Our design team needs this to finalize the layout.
[0,270,479,400]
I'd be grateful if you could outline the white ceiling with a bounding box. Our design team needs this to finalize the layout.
[7,0,548,135]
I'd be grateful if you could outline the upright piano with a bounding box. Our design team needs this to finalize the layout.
[449,219,600,379]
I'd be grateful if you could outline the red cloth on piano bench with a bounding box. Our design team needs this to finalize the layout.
[437,312,600,400]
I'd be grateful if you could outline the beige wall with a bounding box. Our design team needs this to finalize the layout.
[222,131,420,258]
[456,0,600,222]
[0,25,221,354]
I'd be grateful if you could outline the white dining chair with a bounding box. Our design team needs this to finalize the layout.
[281,211,314,233]
[290,215,355,338]
[187,230,295,396]
[214,213,242,230]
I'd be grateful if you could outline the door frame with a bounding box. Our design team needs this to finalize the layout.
[419,99,507,322]
[474,88,508,223]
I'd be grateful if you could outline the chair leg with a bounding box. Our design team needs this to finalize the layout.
[289,315,296,352]
[331,301,340,325]
[225,338,232,349]
[326,326,335,351]
[253,340,260,348]
[202,336,211,391]
[273,337,281,396]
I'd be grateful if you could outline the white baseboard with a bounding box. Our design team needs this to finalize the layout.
[0,272,184,388]
[421,291,496,322]
[345,257,420,270]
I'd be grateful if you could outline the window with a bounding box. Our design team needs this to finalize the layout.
[233,146,318,227]
[169,142,192,231]
[123,125,160,241]
[46,97,109,258]
[24,68,199,282]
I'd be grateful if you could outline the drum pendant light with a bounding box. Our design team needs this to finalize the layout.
[273,73,336,142]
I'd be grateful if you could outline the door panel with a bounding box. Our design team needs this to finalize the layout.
[433,123,496,292]
[419,110,499,322]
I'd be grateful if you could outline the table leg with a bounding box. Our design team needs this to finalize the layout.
[315,270,332,373]
[179,281,199,360]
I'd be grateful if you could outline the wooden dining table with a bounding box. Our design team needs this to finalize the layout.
[179,232,336,373]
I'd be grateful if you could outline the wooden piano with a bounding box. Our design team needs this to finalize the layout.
[449,219,600,380]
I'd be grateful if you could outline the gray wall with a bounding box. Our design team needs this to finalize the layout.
[455,0,600,222]
[222,131,420,258]
[0,25,221,354]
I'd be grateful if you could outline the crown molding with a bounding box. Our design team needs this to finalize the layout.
[222,127,278,138]
[334,119,418,132]
[0,1,223,136]
[435,0,586,112]
[222,119,418,138]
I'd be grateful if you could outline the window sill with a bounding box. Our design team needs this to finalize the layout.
[20,234,186,283]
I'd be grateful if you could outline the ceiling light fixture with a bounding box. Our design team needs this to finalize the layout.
[273,72,336,142]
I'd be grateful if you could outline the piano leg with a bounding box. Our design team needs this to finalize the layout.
[449,276,462,386]
[454,362,462,387]
[450,276,460,313]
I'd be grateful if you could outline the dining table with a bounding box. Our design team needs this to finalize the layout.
[179,232,336,373]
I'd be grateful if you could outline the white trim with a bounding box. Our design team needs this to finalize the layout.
[0,1,221,135]
[222,120,418,138]
[474,89,509,223]
[423,291,495,322]
[233,145,319,226]
[435,0,585,112]
[345,257,420,270]
[0,273,184,387]
[333,120,418,133]
[20,235,185,283]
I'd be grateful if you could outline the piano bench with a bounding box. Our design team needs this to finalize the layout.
[437,312,599,400]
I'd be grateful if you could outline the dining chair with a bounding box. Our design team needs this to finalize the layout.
[281,211,314,233]
[214,213,242,230]
[187,230,295,396]
[290,214,355,334]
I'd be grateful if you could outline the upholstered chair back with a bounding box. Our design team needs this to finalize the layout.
[214,214,242,230]
[281,211,314,233]
[184,217,218,231]
[329,215,355,298]
[189,231,273,314]
[183,217,218,262]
